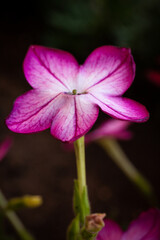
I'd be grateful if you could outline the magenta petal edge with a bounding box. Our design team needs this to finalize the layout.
[6,45,149,142]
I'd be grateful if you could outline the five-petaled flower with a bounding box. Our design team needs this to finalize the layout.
[6,45,149,142]
[96,208,160,240]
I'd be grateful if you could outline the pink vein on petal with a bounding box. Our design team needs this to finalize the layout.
[6,90,62,133]
[86,51,131,91]
[50,94,99,142]
[32,47,69,90]
[78,46,135,95]
[89,93,149,122]
[74,96,78,139]
[23,45,79,92]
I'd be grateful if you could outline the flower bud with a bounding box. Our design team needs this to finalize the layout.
[6,195,42,211]
[85,213,106,234]
[81,213,106,240]
[22,195,42,208]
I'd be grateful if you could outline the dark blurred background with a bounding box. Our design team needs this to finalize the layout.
[0,0,160,239]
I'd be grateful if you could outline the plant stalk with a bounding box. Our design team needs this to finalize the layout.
[98,138,157,204]
[74,136,86,195]
[0,190,34,240]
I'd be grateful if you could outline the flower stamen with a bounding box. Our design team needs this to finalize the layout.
[72,89,77,95]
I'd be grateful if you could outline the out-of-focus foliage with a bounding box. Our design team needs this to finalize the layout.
[38,0,160,65]
[0,215,15,240]
[0,1,159,239]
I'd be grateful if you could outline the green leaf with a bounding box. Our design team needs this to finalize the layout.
[67,215,81,240]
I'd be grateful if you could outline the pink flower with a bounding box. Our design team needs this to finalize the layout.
[147,70,160,86]
[6,45,149,142]
[146,56,160,87]
[0,137,12,162]
[97,208,160,240]
[86,119,132,143]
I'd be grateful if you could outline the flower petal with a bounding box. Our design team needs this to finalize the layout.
[0,137,12,162]
[78,46,135,95]
[6,90,61,133]
[50,94,99,142]
[96,219,123,240]
[121,209,160,240]
[23,45,79,92]
[86,119,132,143]
[89,93,149,122]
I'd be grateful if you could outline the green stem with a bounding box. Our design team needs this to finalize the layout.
[0,190,34,240]
[74,136,86,195]
[98,138,157,205]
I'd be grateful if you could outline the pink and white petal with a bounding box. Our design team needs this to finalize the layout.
[86,119,132,142]
[89,93,149,122]
[87,54,135,96]
[78,46,135,95]
[50,94,99,142]
[98,119,131,137]
[50,95,76,142]
[96,219,123,240]
[121,209,160,240]
[6,90,61,133]
[23,45,79,92]
[100,119,132,140]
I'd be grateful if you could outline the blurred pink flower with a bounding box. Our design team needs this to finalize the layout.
[64,119,132,151]
[0,137,12,162]
[146,56,160,86]
[86,119,132,143]
[147,70,160,86]
[6,45,149,142]
[97,208,160,240]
